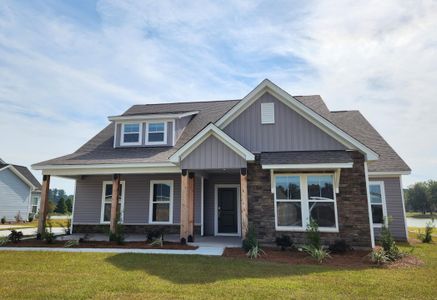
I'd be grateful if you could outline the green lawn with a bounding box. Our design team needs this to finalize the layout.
[0,240,436,299]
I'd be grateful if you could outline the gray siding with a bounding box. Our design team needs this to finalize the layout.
[74,173,201,225]
[114,121,174,147]
[370,177,407,241]
[181,135,247,170]
[224,92,346,153]
[203,173,240,235]
[0,168,31,221]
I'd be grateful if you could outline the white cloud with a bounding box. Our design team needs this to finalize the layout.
[0,0,436,193]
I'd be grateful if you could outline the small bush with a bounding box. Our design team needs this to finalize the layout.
[328,239,350,254]
[147,229,165,241]
[1,216,6,224]
[306,218,321,249]
[275,235,293,251]
[246,244,265,259]
[370,247,389,265]
[28,214,34,222]
[242,226,258,252]
[8,230,23,243]
[0,236,9,246]
[417,222,434,243]
[43,231,56,244]
[14,212,22,223]
[380,222,402,261]
[302,245,331,263]
[149,235,164,247]
[109,223,125,245]
[64,240,79,248]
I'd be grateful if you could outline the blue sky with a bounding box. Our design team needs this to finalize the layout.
[1,0,436,194]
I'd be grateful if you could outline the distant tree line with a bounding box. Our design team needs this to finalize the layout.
[405,180,437,214]
[47,188,74,215]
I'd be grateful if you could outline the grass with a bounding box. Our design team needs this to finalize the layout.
[406,211,436,219]
[0,235,436,299]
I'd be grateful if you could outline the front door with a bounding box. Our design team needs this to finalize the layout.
[217,187,239,235]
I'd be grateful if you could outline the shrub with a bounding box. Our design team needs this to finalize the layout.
[242,226,258,252]
[43,231,56,244]
[109,223,125,245]
[379,222,402,261]
[0,236,9,246]
[147,229,165,241]
[301,245,331,263]
[370,247,389,265]
[1,216,5,224]
[246,244,265,259]
[14,211,22,223]
[275,235,293,251]
[64,240,79,248]
[63,218,72,235]
[150,235,164,247]
[28,213,34,222]
[417,222,434,243]
[180,237,187,245]
[8,230,23,243]
[328,239,350,254]
[306,218,321,249]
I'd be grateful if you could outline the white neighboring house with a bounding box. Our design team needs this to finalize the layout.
[0,158,42,222]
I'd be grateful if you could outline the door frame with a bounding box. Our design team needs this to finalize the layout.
[214,184,241,236]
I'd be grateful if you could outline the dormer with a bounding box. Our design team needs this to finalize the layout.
[108,111,198,148]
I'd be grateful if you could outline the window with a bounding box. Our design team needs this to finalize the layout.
[274,174,338,232]
[261,102,275,124]
[121,123,141,145]
[146,122,166,144]
[369,182,386,227]
[101,181,125,223]
[149,180,173,224]
[31,196,39,214]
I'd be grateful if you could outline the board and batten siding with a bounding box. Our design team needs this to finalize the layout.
[114,121,173,147]
[0,168,31,221]
[223,92,346,153]
[73,174,201,225]
[181,135,247,170]
[370,177,407,241]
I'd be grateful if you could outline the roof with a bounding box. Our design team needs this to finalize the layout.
[260,151,354,165]
[0,163,42,189]
[32,92,410,173]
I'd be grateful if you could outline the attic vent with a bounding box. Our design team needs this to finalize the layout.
[261,102,275,124]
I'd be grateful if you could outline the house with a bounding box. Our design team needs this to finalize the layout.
[32,80,410,248]
[0,158,42,221]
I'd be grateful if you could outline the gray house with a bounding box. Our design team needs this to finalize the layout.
[0,158,42,221]
[32,80,410,248]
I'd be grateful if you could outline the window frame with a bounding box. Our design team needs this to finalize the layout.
[369,181,387,228]
[145,121,167,145]
[120,123,142,146]
[100,181,126,224]
[274,173,339,233]
[149,180,174,224]
[31,196,40,214]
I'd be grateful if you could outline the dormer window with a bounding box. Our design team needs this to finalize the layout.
[146,122,167,145]
[121,123,142,146]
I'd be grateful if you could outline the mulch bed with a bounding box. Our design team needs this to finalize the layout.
[223,247,423,268]
[2,240,198,250]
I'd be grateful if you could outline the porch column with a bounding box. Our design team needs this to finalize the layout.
[180,170,195,242]
[109,174,121,234]
[37,175,50,236]
[240,168,248,239]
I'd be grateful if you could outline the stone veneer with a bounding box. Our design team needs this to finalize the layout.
[73,224,201,235]
[247,151,372,248]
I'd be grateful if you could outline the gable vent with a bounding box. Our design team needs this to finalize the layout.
[261,102,275,124]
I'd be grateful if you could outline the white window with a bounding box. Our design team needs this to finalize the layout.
[121,123,142,145]
[274,174,338,232]
[31,196,39,214]
[146,122,167,145]
[101,181,125,223]
[369,181,387,227]
[261,102,275,124]
[149,180,173,224]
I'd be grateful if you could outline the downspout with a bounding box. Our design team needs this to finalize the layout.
[364,162,375,248]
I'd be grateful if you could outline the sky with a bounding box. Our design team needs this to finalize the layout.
[0,0,436,194]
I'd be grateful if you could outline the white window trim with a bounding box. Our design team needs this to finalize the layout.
[369,181,387,228]
[149,180,174,224]
[120,123,142,146]
[145,121,168,145]
[214,184,241,237]
[100,181,125,224]
[274,173,339,233]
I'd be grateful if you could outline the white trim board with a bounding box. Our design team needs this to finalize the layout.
[262,163,353,170]
[108,111,199,122]
[368,171,411,177]
[216,79,379,161]
[169,123,255,164]
[214,184,241,237]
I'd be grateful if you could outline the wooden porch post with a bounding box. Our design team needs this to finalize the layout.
[37,175,50,236]
[187,172,195,240]
[240,168,248,239]
[180,170,189,241]
[109,174,121,234]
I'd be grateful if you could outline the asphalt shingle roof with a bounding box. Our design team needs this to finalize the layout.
[33,95,410,173]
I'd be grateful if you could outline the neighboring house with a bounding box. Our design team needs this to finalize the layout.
[0,158,42,221]
[32,80,410,248]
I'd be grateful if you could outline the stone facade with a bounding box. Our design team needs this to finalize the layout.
[247,151,372,248]
[73,224,201,235]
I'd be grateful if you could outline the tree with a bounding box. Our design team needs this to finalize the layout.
[426,180,437,214]
[54,198,68,214]
[65,197,74,214]
[406,182,430,214]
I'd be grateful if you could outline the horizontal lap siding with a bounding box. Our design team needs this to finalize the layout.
[0,169,31,221]
[224,92,345,152]
[370,177,407,241]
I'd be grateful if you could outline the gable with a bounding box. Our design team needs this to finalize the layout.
[223,92,346,153]
[181,135,246,170]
